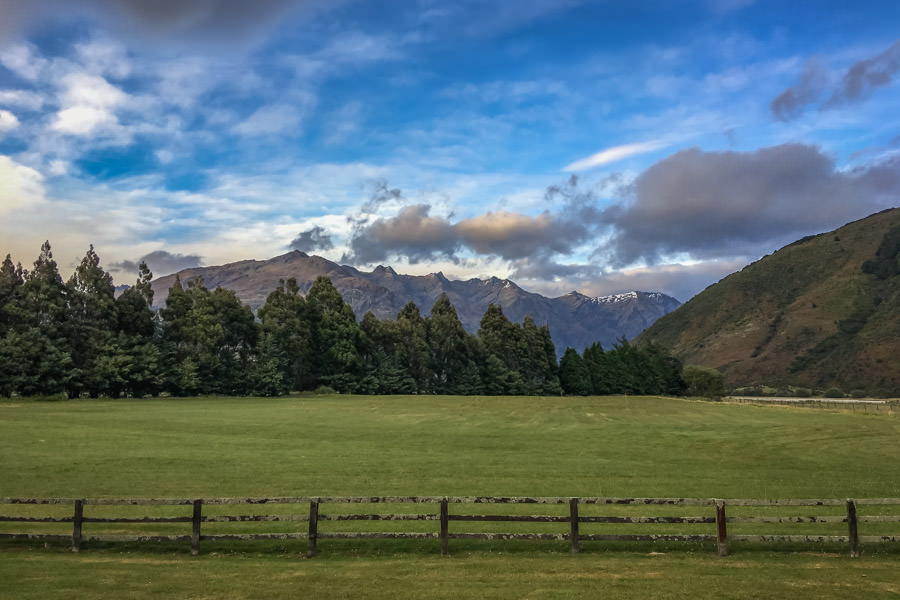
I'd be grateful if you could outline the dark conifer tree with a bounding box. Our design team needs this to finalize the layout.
[256,278,310,393]
[0,254,24,337]
[5,242,73,395]
[395,301,432,393]
[559,347,591,395]
[306,276,362,392]
[66,245,118,397]
[114,262,162,397]
[427,294,482,394]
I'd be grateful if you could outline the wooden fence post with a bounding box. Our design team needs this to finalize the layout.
[715,500,728,557]
[191,499,202,556]
[846,499,860,558]
[72,499,84,553]
[569,498,580,554]
[440,499,449,556]
[307,500,319,558]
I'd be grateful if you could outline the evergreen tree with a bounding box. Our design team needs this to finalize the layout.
[306,276,362,392]
[0,254,24,337]
[478,303,523,374]
[160,277,258,395]
[111,262,162,397]
[559,347,591,395]
[395,301,432,393]
[4,242,73,395]
[159,275,198,395]
[519,316,561,395]
[427,294,481,394]
[257,278,311,393]
[66,245,118,397]
[582,342,612,395]
[205,286,258,394]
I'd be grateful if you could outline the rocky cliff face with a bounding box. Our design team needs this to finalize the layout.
[151,251,681,355]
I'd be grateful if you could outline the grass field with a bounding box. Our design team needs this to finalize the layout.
[1,394,899,598]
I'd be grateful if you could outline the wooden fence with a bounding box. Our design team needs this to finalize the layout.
[2,496,899,558]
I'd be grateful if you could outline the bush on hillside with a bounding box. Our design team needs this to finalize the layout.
[682,365,725,399]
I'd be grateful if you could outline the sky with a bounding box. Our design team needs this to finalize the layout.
[0,0,898,303]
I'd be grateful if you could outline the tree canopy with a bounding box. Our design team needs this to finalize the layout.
[0,242,689,399]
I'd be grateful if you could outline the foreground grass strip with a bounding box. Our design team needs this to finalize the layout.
[2,548,899,600]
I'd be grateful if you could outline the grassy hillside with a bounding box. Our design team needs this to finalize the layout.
[639,208,900,394]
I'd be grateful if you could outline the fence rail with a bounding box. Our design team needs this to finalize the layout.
[2,496,898,558]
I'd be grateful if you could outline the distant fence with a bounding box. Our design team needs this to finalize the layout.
[2,496,899,558]
[727,397,897,413]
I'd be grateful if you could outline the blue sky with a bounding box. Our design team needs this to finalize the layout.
[0,0,898,302]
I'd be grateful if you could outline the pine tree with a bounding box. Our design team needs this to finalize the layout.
[5,242,73,395]
[66,245,118,397]
[396,301,432,393]
[559,347,591,395]
[0,254,24,337]
[306,276,362,392]
[427,294,481,394]
[257,278,311,393]
[582,342,611,395]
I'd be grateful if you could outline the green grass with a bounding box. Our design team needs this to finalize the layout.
[1,394,899,598]
[2,547,899,599]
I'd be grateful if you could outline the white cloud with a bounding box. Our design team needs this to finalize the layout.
[0,155,45,216]
[232,103,307,136]
[0,43,47,80]
[52,105,118,135]
[59,72,128,109]
[0,109,19,133]
[563,139,671,171]
[0,89,45,110]
[51,72,130,137]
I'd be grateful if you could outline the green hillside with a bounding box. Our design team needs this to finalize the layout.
[639,208,900,395]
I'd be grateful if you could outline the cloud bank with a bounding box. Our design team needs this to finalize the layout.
[342,145,899,291]
[599,144,899,266]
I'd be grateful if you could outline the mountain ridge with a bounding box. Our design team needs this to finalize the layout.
[149,251,681,355]
[638,207,900,394]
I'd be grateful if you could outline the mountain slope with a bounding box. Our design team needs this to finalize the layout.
[638,208,900,394]
[150,252,680,355]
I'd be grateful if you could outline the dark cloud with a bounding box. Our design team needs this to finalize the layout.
[456,211,581,259]
[598,144,899,267]
[770,58,828,121]
[826,39,900,108]
[772,41,900,120]
[342,178,599,266]
[0,0,320,45]
[343,204,459,264]
[289,225,334,253]
[112,250,203,277]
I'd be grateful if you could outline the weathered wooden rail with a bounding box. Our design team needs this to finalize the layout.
[2,496,899,558]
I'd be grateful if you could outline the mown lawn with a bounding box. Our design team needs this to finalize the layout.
[1,394,898,598]
[1,394,897,498]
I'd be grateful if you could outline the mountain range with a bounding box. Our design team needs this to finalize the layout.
[150,251,681,355]
[639,208,900,395]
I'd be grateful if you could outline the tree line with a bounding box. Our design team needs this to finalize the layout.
[0,243,694,398]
